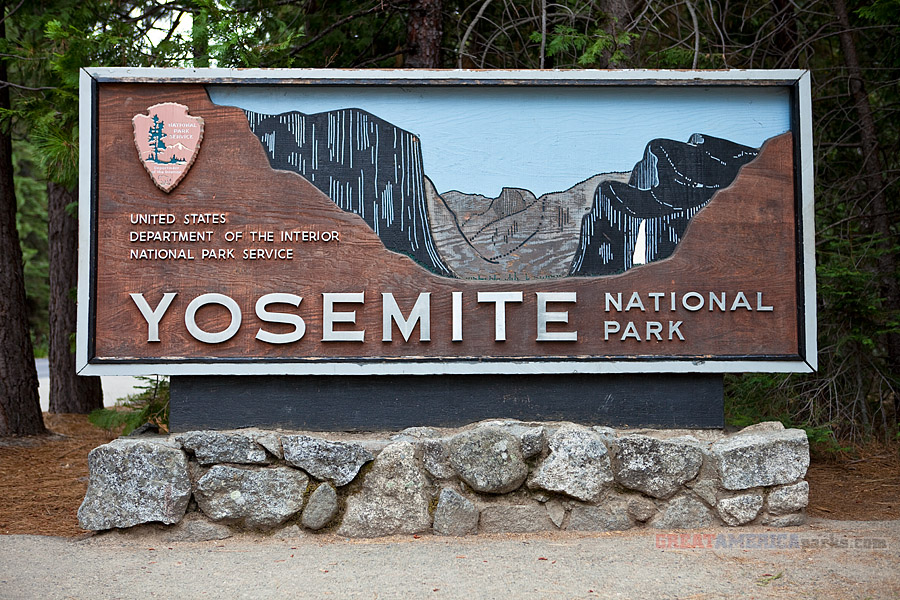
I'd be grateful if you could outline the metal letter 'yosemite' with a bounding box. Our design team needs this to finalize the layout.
[77,69,816,376]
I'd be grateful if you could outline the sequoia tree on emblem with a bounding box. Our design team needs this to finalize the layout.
[132,103,204,193]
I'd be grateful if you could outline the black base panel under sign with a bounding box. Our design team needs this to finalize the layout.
[169,374,723,432]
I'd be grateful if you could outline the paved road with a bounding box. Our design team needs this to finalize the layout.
[1,519,898,599]
[35,358,49,379]
[36,358,145,411]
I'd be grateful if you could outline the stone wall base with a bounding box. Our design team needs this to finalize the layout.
[78,421,810,539]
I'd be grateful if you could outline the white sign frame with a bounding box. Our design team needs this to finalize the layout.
[77,68,816,376]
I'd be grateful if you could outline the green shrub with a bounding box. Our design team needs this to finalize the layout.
[89,376,169,435]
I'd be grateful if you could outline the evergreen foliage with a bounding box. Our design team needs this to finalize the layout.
[89,376,169,435]
[3,0,897,443]
[12,141,49,355]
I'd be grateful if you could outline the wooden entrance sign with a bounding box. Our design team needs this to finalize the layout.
[77,69,815,429]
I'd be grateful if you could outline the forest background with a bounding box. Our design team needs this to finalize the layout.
[0,0,896,447]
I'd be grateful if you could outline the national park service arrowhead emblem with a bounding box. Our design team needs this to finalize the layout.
[133,103,204,193]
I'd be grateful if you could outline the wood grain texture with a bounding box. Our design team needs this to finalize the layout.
[92,83,799,362]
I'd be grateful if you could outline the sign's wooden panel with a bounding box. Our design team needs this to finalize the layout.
[78,70,815,375]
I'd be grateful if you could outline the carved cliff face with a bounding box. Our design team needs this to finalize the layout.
[571,135,760,277]
[245,108,452,277]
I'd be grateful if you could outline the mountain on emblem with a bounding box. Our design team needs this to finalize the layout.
[132,103,204,193]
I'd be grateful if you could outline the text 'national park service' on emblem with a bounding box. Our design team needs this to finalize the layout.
[132,103,204,193]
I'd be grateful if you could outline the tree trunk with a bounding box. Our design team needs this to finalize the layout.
[832,0,900,419]
[0,10,45,436]
[599,0,636,67]
[405,0,442,68]
[47,182,102,414]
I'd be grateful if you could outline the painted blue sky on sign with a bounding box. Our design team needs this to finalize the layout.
[209,85,791,198]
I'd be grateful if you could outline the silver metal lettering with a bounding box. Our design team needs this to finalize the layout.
[255,293,306,344]
[452,291,463,342]
[709,292,726,311]
[185,293,242,344]
[682,292,704,311]
[382,292,431,342]
[605,292,622,312]
[604,321,620,340]
[730,292,752,311]
[322,292,365,342]
[477,291,522,342]
[130,292,176,343]
[621,321,641,340]
[625,292,646,312]
[536,292,577,342]
[646,321,663,340]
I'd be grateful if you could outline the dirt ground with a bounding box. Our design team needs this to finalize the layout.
[0,414,898,538]
[0,414,117,537]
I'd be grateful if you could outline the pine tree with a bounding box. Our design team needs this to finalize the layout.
[147,115,167,163]
[0,5,44,435]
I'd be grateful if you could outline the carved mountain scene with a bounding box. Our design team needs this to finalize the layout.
[426,173,629,279]
[243,108,768,280]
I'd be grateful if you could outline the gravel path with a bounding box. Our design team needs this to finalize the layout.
[1,518,898,599]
